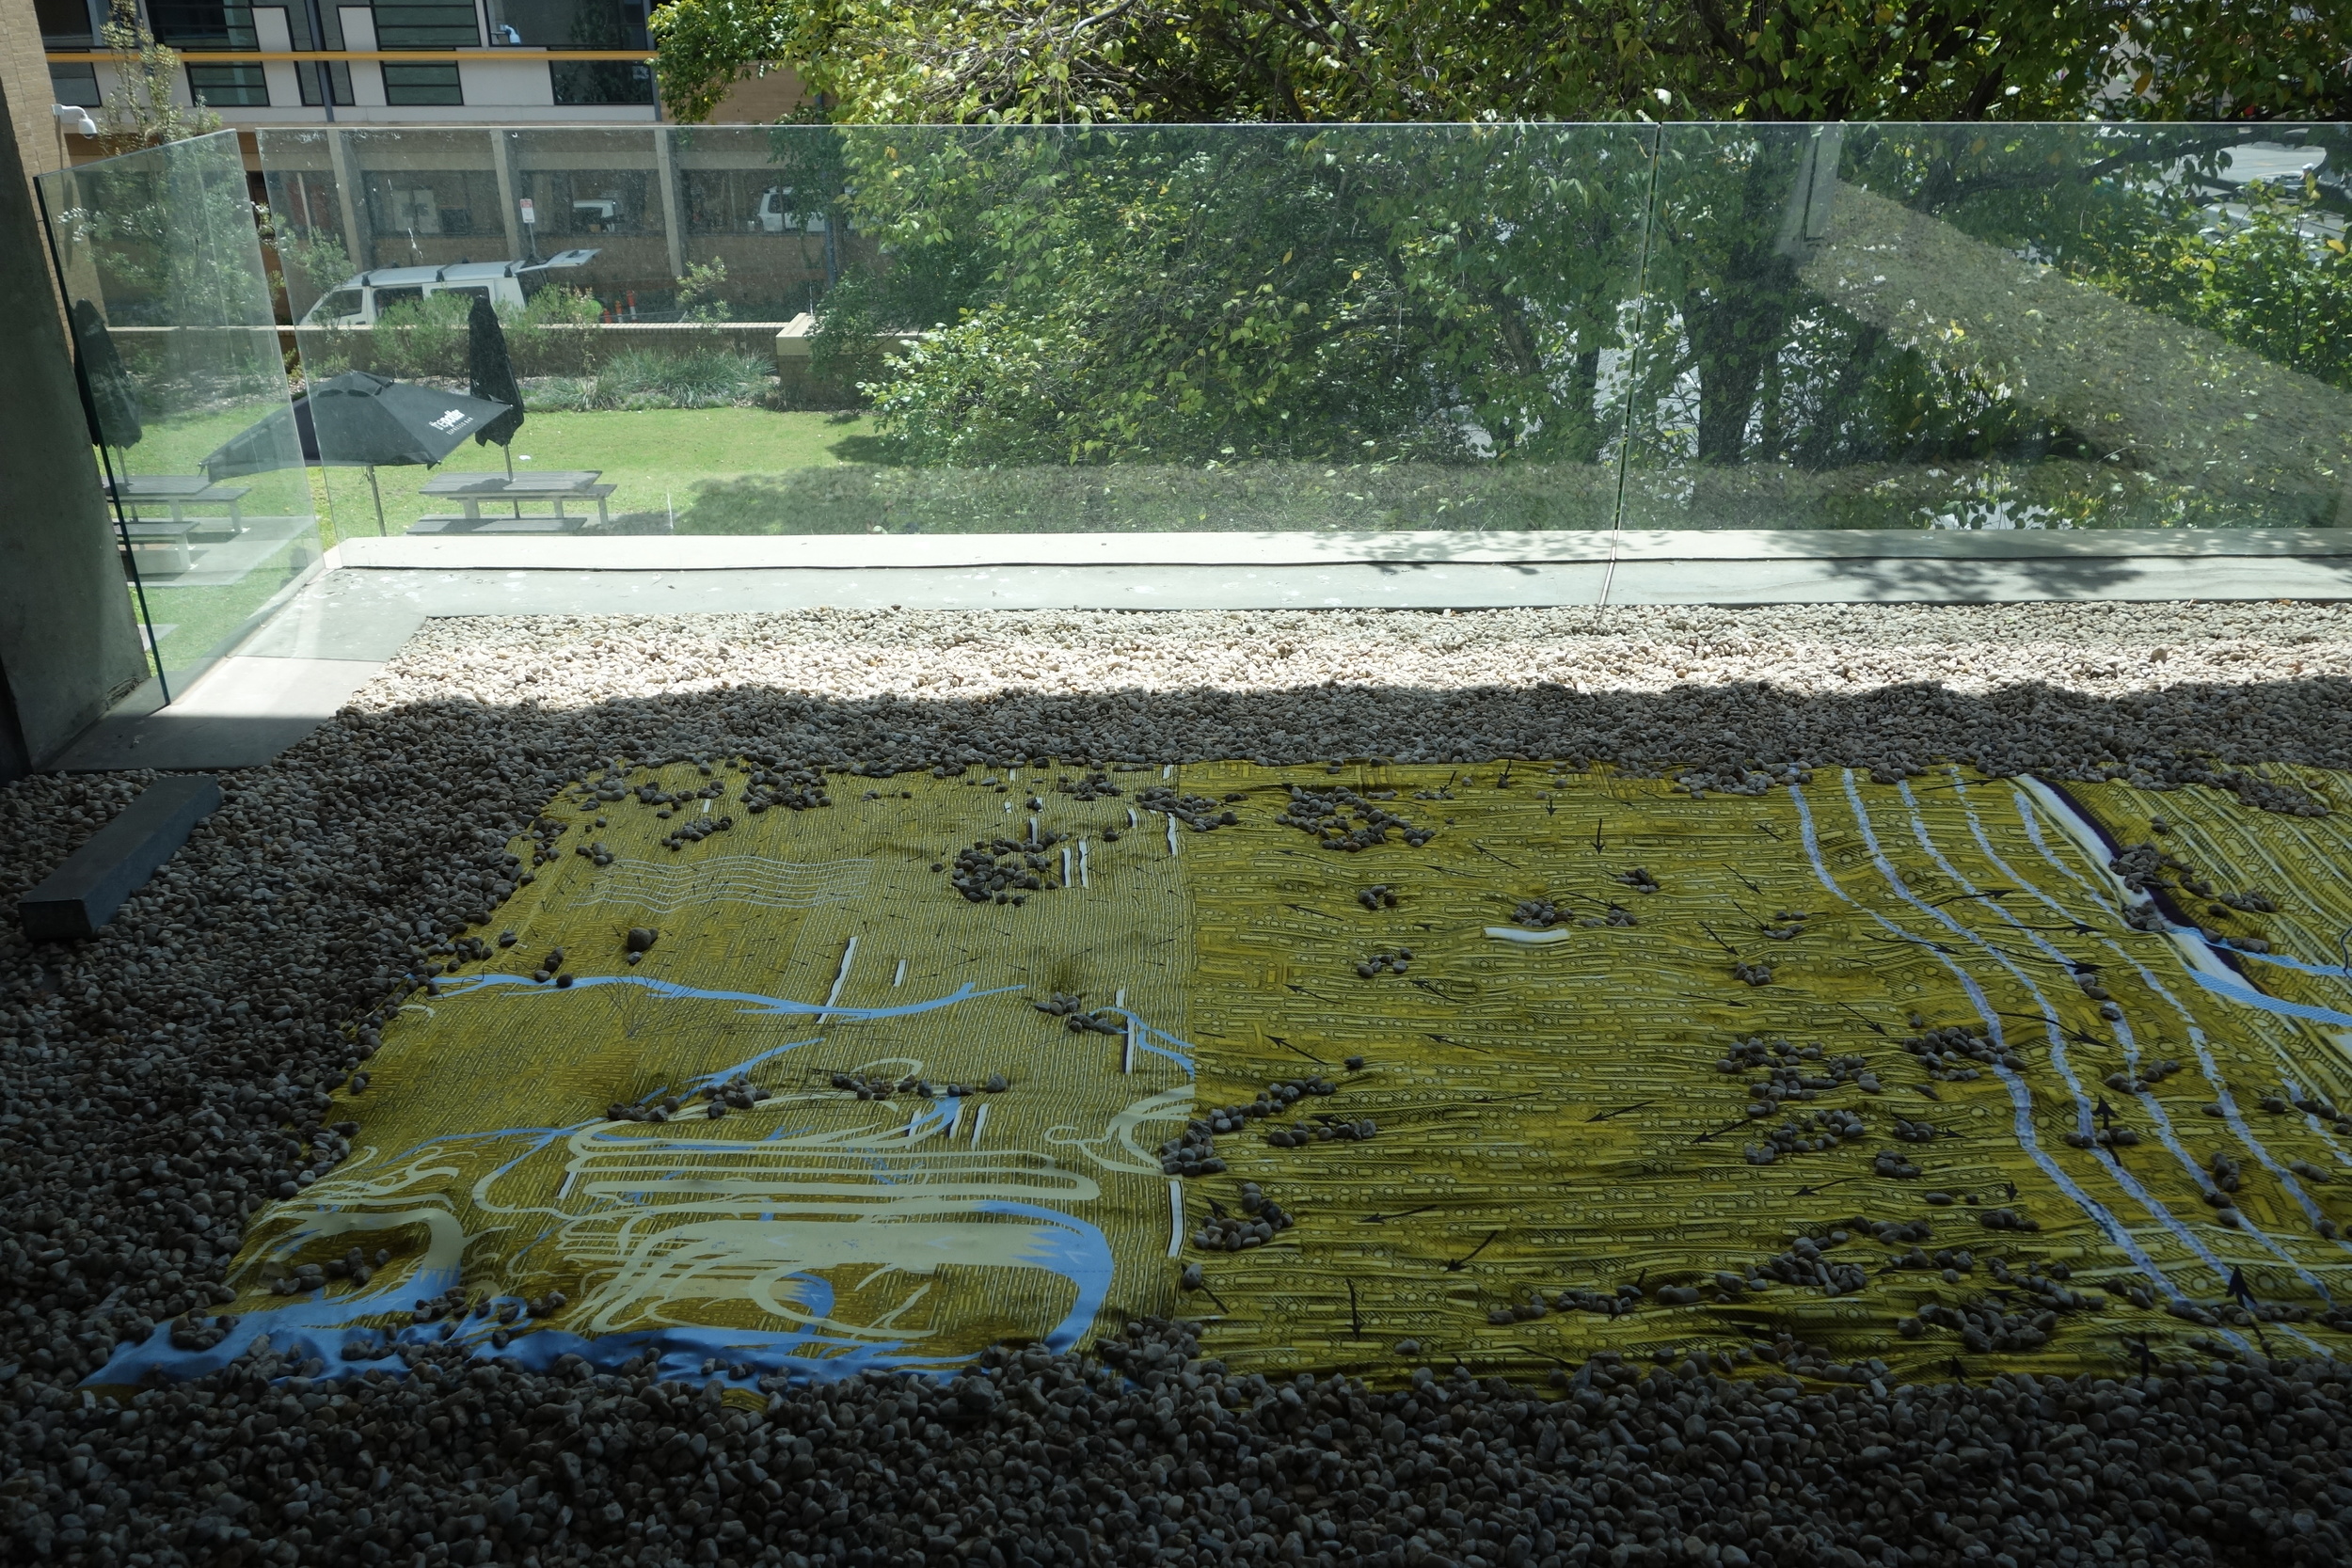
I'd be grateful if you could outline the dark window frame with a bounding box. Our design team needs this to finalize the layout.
[148,0,259,51]
[184,62,272,106]
[49,62,103,108]
[370,2,482,49]
[380,61,466,105]
[34,0,98,48]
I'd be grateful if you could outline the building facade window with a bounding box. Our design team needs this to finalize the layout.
[185,63,272,105]
[298,61,358,106]
[33,0,98,48]
[49,62,103,107]
[380,62,466,103]
[362,169,499,233]
[522,169,650,236]
[687,170,795,234]
[552,61,654,106]
[372,2,481,48]
[147,0,259,50]
[486,0,647,49]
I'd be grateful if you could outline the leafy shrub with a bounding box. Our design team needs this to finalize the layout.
[596,348,769,408]
[270,222,352,320]
[507,352,771,413]
[372,293,473,379]
[501,287,605,375]
[675,258,735,323]
[518,376,596,412]
[671,456,2253,536]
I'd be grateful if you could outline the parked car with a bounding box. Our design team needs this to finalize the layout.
[755,188,837,234]
[296,250,600,327]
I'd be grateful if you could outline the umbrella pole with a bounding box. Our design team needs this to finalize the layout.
[505,443,518,518]
[369,466,386,536]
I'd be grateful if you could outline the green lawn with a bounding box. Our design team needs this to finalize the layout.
[97,405,326,683]
[314,407,876,543]
[88,404,881,680]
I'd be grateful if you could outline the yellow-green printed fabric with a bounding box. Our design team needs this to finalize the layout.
[102,762,2352,1388]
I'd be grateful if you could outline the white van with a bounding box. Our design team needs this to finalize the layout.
[755,188,836,234]
[297,248,601,327]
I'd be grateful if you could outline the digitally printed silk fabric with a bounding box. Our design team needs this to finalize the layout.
[97,760,2352,1386]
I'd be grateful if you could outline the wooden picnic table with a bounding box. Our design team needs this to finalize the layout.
[409,470,615,533]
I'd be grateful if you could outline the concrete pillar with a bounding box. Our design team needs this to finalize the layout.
[0,87,150,779]
[490,128,525,262]
[326,125,369,270]
[653,126,683,283]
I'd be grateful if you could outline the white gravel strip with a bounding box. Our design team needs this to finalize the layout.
[361,603,2352,790]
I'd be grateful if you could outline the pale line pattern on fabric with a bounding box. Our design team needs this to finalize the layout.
[1788,782,2179,1291]
[1839,774,2238,1306]
[2010,789,2352,1161]
[1984,781,2352,1281]
[567,856,875,915]
[1906,780,2338,1320]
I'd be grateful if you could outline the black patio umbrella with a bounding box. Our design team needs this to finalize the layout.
[201,372,513,535]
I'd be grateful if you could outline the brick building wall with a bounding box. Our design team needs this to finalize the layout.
[0,0,64,185]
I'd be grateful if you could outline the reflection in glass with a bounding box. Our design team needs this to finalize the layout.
[40,132,323,703]
[240,124,2348,546]
[1620,123,2352,531]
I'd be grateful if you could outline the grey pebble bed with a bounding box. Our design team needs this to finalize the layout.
[3,602,2349,1568]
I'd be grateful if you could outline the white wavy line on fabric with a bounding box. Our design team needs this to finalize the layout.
[2016,782,2352,1042]
[2013,779,2267,999]
[1486,927,1571,945]
[1980,782,2351,1276]
[1915,781,2337,1310]
[815,938,856,1026]
[2183,974,2352,1028]
[1788,783,2174,1290]
[1847,774,2233,1302]
[568,856,873,914]
[1168,1180,1185,1259]
[2013,791,2352,1167]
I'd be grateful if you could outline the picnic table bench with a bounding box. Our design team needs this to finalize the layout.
[118,516,206,573]
[104,476,253,570]
[407,470,615,534]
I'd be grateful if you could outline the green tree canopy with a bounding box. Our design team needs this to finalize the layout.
[651,0,2351,127]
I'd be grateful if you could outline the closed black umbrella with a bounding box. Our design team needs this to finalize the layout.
[468,297,527,515]
[202,372,513,534]
[468,296,526,466]
[70,299,143,451]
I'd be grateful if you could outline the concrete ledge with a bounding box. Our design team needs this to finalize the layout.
[49,658,389,773]
[334,527,2352,574]
[20,776,222,941]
